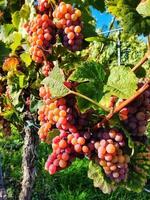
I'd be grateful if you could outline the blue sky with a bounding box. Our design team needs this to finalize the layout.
[91,7,113,29]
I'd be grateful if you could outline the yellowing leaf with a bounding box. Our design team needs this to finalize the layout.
[88,161,116,194]
[136,0,150,17]
[2,57,19,71]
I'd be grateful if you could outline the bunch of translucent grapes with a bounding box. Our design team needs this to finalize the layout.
[41,61,54,76]
[45,132,77,175]
[37,0,52,12]
[119,83,150,137]
[38,86,79,143]
[25,14,56,63]
[95,128,130,182]
[53,1,83,51]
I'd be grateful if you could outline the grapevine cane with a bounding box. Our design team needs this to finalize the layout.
[131,51,150,72]
[95,81,150,129]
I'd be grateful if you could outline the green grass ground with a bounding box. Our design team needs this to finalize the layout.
[1,135,150,200]
[33,158,150,200]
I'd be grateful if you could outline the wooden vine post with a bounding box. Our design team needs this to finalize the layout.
[19,113,39,200]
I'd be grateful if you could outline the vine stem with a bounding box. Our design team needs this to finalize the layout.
[70,90,108,111]
[131,51,149,72]
[95,81,150,129]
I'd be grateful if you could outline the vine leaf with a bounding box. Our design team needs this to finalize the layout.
[42,64,70,98]
[19,4,30,20]
[0,41,11,65]
[104,66,138,99]
[20,52,32,67]
[0,24,14,43]
[12,11,20,29]
[88,161,116,194]
[136,0,150,17]
[30,95,43,113]
[0,0,7,9]
[124,143,150,192]
[10,32,22,53]
[69,61,105,111]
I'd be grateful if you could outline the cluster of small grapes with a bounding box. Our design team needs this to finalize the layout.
[38,86,79,142]
[45,133,76,174]
[37,0,52,13]
[95,128,130,182]
[53,2,83,51]
[41,60,54,76]
[25,13,56,63]
[119,83,150,137]
[0,116,11,136]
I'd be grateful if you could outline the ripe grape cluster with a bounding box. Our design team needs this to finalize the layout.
[42,61,54,76]
[37,0,52,13]
[25,14,56,63]
[119,83,150,137]
[95,128,129,182]
[0,117,11,136]
[53,2,83,51]
[38,86,129,181]
[45,133,76,174]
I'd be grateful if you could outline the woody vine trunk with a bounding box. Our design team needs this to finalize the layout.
[19,124,39,200]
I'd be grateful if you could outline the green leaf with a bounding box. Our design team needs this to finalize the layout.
[18,74,28,89]
[10,90,22,107]
[88,161,116,194]
[42,64,69,98]
[0,24,14,43]
[0,0,7,9]
[20,52,32,67]
[136,0,150,17]
[124,143,150,192]
[19,4,30,20]
[88,0,105,12]
[10,32,22,53]
[12,11,20,29]
[30,95,43,113]
[104,66,138,99]
[69,61,105,111]
[2,109,15,120]
[0,41,11,64]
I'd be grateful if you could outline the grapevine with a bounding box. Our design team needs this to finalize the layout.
[0,0,150,198]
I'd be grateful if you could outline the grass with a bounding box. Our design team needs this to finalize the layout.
[1,136,150,200]
[32,158,150,200]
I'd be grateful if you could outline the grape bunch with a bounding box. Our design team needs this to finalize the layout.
[37,0,52,13]
[25,14,56,63]
[95,128,129,182]
[119,83,150,137]
[38,86,79,143]
[41,61,54,76]
[38,85,130,182]
[45,133,76,174]
[53,2,83,51]
[0,116,11,136]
